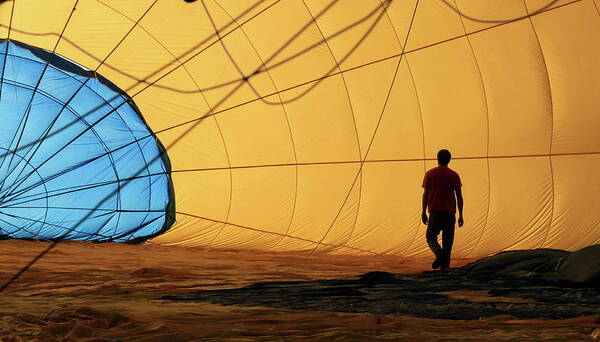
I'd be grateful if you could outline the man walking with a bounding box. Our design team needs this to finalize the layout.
[421,149,463,270]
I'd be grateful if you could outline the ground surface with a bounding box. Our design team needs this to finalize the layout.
[0,240,598,341]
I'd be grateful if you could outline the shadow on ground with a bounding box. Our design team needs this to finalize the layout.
[163,246,600,320]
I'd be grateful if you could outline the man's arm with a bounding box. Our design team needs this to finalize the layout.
[456,188,464,227]
[421,188,429,225]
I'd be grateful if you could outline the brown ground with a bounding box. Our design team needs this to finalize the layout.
[0,240,598,341]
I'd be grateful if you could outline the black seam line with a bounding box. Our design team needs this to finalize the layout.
[1,171,165,210]
[0,77,107,204]
[0,0,576,100]
[0,1,271,96]
[300,0,363,254]
[308,0,419,257]
[0,0,274,165]
[93,0,159,73]
[0,216,52,241]
[0,0,576,169]
[0,0,80,194]
[1,209,115,232]
[6,148,599,209]
[107,0,578,96]
[594,0,600,16]
[0,83,121,207]
[525,0,555,250]
[66,0,160,239]
[1,194,165,243]
[5,0,15,39]
[0,130,156,204]
[238,0,393,106]
[338,0,406,251]
[441,0,561,24]
[0,0,578,291]
[211,0,299,252]
[84,0,393,160]
[0,0,13,147]
[0,65,147,198]
[103,1,192,240]
[199,0,243,248]
[397,54,424,257]
[3,206,166,212]
[7,55,246,209]
[0,77,91,201]
[126,0,281,98]
[0,209,114,240]
[228,0,574,94]
[0,0,78,195]
[0,146,50,237]
[175,211,378,255]
[92,0,270,89]
[452,0,491,258]
[110,215,164,242]
[337,0,405,253]
[84,150,600,173]
[198,0,352,248]
[0,0,159,204]
[0,0,159,188]
[124,0,584,146]
[0,214,58,242]
[5,35,246,205]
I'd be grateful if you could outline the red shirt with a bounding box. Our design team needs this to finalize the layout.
[422,166,462,213]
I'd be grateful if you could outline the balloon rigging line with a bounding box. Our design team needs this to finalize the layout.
[0,0,395,203]
[0,0,80,193]
[208,0,298,252]
[307,0,420,257]
[0,0,269,95]
[0,0,582,171]
[0,0,589,290]
[522,0,555,250]
[0,45,242,293]
[0,0,394,291]
[2,0,391,206]
[0,0,162,204]
[0,0,81,243]
[0,0,277,165]
[3,146,600,213]
[443,0,490,258]
[0,0,157,202]
[175,211,378,255]
[440,0,562,24]
[1,1,163,233]
[0,0,568,97]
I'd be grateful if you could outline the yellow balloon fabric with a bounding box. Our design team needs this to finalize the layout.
[2,0,599,257]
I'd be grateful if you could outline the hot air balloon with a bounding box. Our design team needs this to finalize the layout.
[0,0,597,260]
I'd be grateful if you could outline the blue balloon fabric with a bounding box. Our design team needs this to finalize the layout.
[0,40,175,243]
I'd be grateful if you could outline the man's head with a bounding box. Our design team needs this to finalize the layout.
[437,149,451,166]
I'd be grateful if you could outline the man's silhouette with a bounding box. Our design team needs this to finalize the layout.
[421,149,463,270]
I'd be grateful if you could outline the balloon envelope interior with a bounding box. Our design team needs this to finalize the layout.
[0,0,599,257]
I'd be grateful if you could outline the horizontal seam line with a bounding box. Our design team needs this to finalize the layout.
[170,151,600,173]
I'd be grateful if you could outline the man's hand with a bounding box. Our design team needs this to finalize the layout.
[458,216,464,227]
[421,212,428,225]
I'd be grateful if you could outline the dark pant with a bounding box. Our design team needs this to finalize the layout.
[426,211,456,268]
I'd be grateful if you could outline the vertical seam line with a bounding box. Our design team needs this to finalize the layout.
[452,0,491,257]
[524,1,555,248]
[299,0,363,254]
[210,0,299,251]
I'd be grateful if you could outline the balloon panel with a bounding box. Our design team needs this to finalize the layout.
[0,0,598,257]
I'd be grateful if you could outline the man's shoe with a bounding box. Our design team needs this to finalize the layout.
[432,258,440,269]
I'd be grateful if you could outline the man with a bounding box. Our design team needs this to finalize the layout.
[421,149,463,270]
